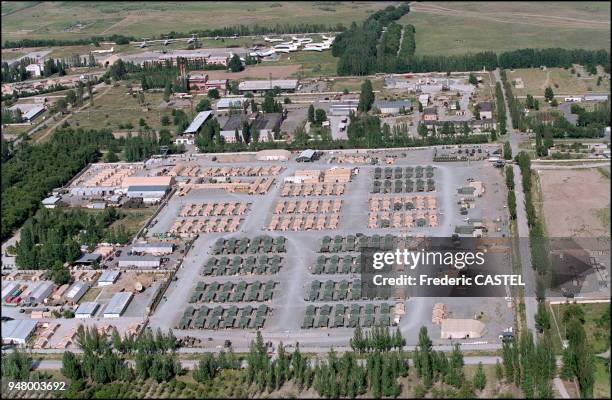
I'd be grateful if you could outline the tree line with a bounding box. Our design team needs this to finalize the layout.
[2,57,35,83]
[170,22,346,40]
[3,34,136,49]
[333,4,411,76]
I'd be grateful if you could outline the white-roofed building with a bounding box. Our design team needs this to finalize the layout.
[8,103,45,122]
[26,64,42,77]
[126,185,169,204]
[104,292,133,318]
[131,242,174,255]
[2,320,38,345]
[329,101,359,116]
[238,79,298,93]
[97,270,120,287]
[418,94,430,108]
[216,97,248,111]
[117,255,161,269]
[65,282,90,304]
[75,302,100,318]
[42,195,61,209]
[183,110,214,134]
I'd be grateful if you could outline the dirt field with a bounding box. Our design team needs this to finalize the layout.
[205,64,301,80]
[102,271,167,296]
[537,167,611,237]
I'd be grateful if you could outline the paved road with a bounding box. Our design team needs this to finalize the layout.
[31,355,502,371]
[493,68,537,337]
[532,162,610,170]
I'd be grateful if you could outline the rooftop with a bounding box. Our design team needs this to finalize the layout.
[76,301,99,315]
[104,292,133,315]
[75,253,102,264]
[122,176,172,188]
[184,110,214,134]
[216,97,248,109]
[42,196,60,205]
[117,255,161,263]
[98,270,120,283]
[127,185,170,192]
[373,100,412,108]
[2,319,37,342]
[238,79,298,91]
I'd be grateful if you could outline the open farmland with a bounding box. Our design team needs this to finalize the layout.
[536,167,611,238]
[400,1,611,56]
[507,67,611,97]
[1,1,395,41]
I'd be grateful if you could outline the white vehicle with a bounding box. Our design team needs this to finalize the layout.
[187,35,197,44]
[264,36,285,43]
[138,41,148,48]
[163,39,172,46]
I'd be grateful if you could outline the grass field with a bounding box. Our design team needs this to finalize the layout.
[400,2,610,56]
[111,208,156,236]
[1,1,392,42]
[65,84,183,133]
[79,287,102,303]
[550,302,610,354]
[594,358,611,398]
[508,67,610,96]
[274,51,338,78]
[330,77,385,92]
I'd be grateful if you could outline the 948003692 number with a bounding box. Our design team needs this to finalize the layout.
[7,382,66,391]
